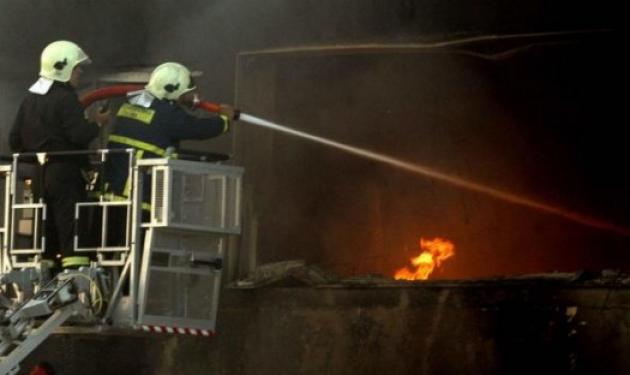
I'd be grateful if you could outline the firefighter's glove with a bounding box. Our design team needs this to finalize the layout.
[94,106,111,127]
[219,104,239,121]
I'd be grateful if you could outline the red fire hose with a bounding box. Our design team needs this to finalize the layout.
[196,100,220,113]
[79,85,142,107]
[79,85,222,114]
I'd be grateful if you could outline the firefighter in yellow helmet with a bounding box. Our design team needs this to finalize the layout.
[105,62,235,207]
[9,40,110,268]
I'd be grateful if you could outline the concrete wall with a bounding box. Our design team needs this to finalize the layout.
[23,283,630,374]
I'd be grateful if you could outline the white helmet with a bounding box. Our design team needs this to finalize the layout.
[145,62,196,100]
[39,40,91,82]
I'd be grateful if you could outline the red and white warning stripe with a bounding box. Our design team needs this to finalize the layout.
[139,324,214,337]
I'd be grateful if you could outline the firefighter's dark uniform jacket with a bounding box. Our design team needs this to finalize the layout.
[9,81,100,258]
[10,81,99,153]
[105,91,229,203]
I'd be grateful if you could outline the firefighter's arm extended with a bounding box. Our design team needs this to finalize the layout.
[218,104,236,123]
[167,104,237,141]
[93,101,111,126]
[58,92,104,147]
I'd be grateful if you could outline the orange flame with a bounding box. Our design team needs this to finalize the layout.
[394,237,455,280]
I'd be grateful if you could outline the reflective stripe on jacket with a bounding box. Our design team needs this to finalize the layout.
[105,97,229,201]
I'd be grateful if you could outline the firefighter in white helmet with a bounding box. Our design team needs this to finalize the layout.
[104,62,236,211]
[9,40,110,269]
[145,62,198,101]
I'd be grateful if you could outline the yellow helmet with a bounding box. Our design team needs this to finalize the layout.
[145,62,196,100]
[39,40,91,82]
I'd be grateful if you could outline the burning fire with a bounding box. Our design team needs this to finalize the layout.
[394,237,455,280]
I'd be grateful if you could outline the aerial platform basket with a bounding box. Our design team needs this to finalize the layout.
[136,158,243,333]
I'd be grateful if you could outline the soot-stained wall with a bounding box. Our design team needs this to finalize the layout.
[234,35,627,279]
[22,284,630,375]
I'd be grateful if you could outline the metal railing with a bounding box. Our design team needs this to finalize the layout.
[0,165,11,273]
[134,158,243,332]
[1,150,243,331]
[6,149,136,269]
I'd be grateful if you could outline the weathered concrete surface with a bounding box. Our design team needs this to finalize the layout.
[21,280,630,374]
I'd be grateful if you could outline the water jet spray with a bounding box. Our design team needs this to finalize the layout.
[81,86,630,237]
